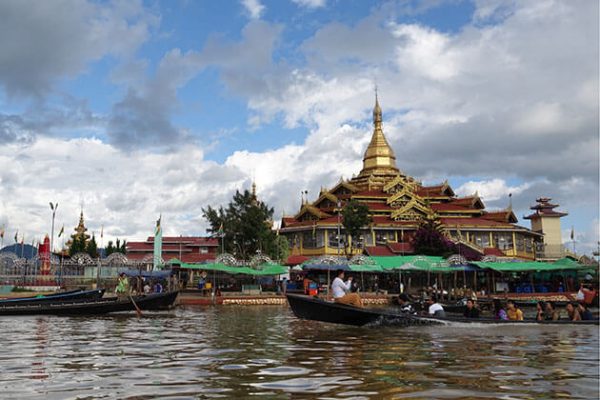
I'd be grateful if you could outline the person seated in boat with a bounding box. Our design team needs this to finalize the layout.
[535,301,546,321]
[331,269,363,308]
[154,280,164,293]
[577,302,593,321]
[397,293,416,315]
[493,299,508,320]
[506,300,523,321]
[463,299,480,318]
[566,302,581,321]
[543,301,560,321]
[143,281,152,294]
[425,295,446,317]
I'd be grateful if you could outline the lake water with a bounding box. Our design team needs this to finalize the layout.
[0,305,598,399]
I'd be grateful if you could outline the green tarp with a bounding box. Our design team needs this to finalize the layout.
[473,260,585,272]
[347,264,384,272]
[178,261,287,276]
[370,255,448,271]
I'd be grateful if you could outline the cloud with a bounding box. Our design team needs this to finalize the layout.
[0,0,158,98]
[292,0,326,9]
[0,137,247,244]
[455,179,531,202]
[241,0,265,19]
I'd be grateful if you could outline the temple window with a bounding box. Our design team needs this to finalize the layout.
[494,233,513,250]
[328,231,342,248]
[199,247,208,254]
[302,231,323,249]
[473,232,490,248]
[516,234,525,251]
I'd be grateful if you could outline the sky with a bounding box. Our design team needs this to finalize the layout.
[0,0,598,255]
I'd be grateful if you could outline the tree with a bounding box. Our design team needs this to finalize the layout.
[87,235,98,258]
[105,240,115,256]
[272,235,290,263]
[69,234,86,256]
[341,199,372,257]
[412,217,454,257]
[202,189,277,260]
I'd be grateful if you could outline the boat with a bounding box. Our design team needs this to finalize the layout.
[286,294,429,326]
[0,291,179,316]
[286,294,599,326]
[0,288,105,305]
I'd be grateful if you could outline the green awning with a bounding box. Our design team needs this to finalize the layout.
[179,262,287,276]
[348,264,384,272]
[370,255,448,271]
[473,261,586,272]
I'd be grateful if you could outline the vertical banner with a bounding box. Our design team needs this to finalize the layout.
[153,216,162,271]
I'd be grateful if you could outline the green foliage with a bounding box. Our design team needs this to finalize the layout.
[202,189,277,260]
[69,234,86,256]
[104,239,126,257]
[87,235,98,258]
[341,199,372,256]
[272,235,290,263]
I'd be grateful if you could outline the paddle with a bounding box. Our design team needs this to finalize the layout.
[129,294,143,317]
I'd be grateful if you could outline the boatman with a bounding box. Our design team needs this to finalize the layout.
[331,269,363,308]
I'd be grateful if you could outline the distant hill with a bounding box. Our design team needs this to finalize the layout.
[0,244,38,259]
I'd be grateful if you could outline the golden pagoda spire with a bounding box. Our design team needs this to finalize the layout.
[359,92,399,177]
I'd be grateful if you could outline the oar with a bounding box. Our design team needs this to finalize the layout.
[129,294,143,317]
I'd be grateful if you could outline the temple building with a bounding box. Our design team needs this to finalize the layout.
[126,236,219,264]
[280,96,543,261]
[524,197,568,260]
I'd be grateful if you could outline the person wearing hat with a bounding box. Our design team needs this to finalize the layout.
[331,269,363,308]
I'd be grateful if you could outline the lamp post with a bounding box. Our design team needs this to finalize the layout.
[49,202,58,254]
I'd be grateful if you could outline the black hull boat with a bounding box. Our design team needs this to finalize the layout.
[0,288,105,306]
[286,294,599,327]
[286,294,430,327]
[0,291,179,316]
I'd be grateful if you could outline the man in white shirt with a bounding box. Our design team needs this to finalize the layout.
[331,269,363,308]
[426,295,446,317]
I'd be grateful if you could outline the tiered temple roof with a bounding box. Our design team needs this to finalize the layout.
[524,197,568,219]
[281,95,541,260]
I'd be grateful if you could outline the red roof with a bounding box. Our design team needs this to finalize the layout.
[144,236,219,246]
[354,190,388,197]
[127,252,215,263]
[387,242,414,254]
[365,246,394,256]
[483,247,505,257]
[439,217,512,227]
[285,255,310,265]
[431,203,478,212]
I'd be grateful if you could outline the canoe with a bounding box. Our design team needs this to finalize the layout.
[286,294,599,326]
[0,291,179,316]
[0,289,105,305]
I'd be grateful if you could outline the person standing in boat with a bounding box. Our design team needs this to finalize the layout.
[331,269,363,308]
[115,273,129,295]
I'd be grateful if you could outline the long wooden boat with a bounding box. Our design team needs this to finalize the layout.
[0,291,178,316]
[286,294,599,327]
[0,288,105,305]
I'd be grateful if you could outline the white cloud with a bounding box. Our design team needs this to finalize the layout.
[455,179,531,203]
[292,0,326,8]
[0,138,246,244]
[241,0,265,19]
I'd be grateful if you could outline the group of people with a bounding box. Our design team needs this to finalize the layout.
[115,273,166,295]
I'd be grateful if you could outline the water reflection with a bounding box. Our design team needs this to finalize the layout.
[0,306,597,399]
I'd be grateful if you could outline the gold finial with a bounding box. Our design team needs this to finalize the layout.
[359,92,399,178]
